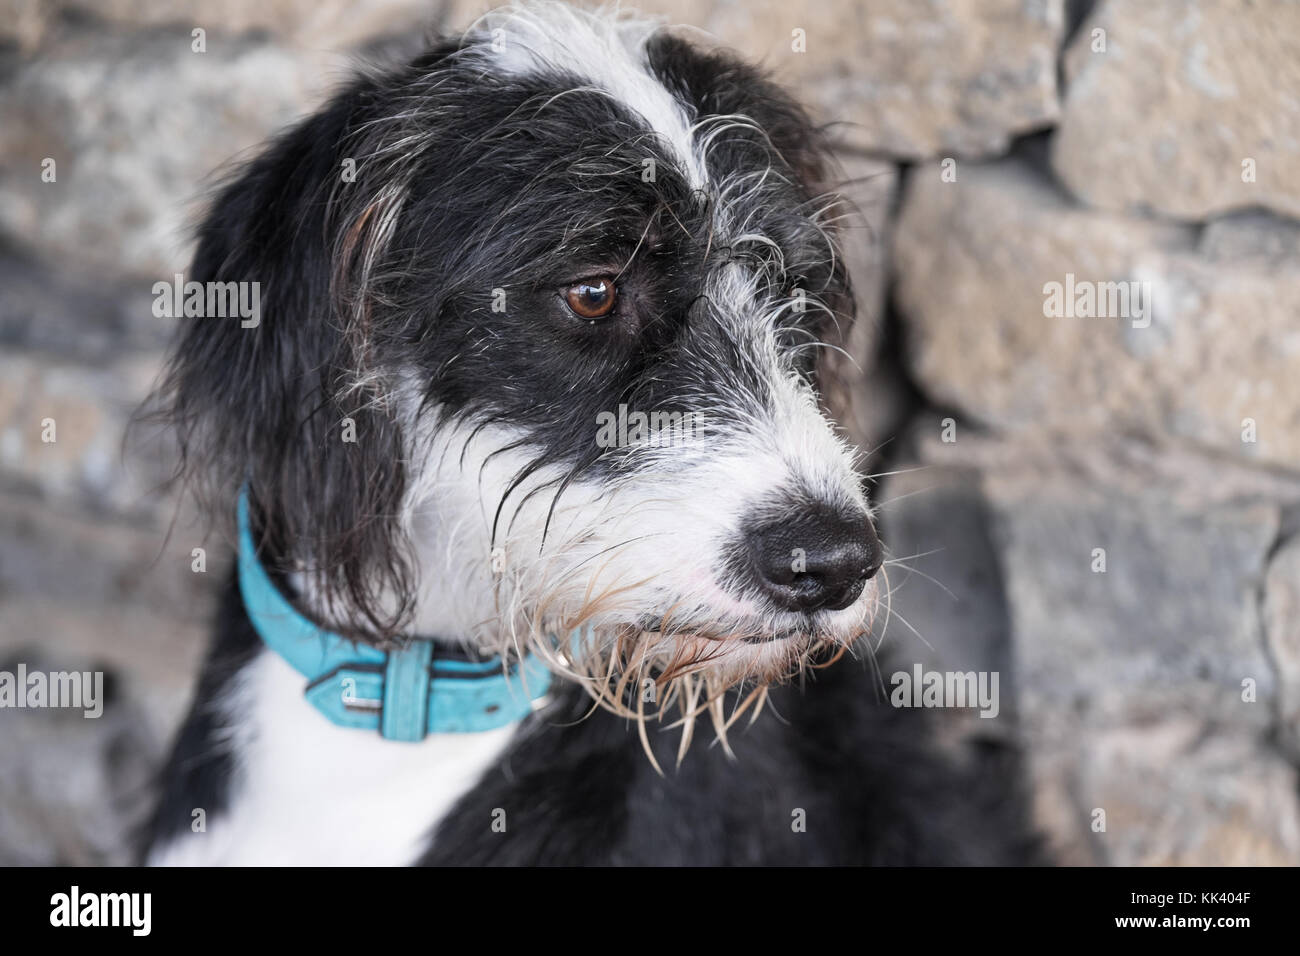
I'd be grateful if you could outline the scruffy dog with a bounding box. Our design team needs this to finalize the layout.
[143,2,1038,865]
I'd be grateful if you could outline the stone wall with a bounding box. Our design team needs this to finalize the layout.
[1,0,1296,864]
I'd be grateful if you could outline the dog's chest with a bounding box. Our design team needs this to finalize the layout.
[150,650,518,866]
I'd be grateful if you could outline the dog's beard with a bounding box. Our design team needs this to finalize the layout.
[493,579,878,771]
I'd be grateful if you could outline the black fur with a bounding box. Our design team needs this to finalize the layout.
[424,671,1039,866]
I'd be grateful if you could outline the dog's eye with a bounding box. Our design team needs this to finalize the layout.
[563,277,617,321]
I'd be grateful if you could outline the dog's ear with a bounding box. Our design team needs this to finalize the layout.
[154,79,416,643]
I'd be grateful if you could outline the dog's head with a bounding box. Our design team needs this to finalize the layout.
[159,2,882,736]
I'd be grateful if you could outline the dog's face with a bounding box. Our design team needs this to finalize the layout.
[161,3,881,726]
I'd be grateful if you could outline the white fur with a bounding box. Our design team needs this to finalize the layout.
[467,2,708,188]
[147,650,519,866]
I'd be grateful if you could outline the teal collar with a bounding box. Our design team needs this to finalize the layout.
[236,490,551,741]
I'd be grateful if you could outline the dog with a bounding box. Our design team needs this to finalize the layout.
[142,1,1038,865]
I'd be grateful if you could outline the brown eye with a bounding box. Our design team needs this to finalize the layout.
[563,277,617,320]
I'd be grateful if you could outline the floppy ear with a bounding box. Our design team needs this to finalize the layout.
[153,79,415,644]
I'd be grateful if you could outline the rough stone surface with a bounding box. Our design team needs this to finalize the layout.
[0,651,160,865]
[1053,0,1300,221]
[0,19,337,278]
[0,494,210,865]
[1074,722,1300,866]
[0,0,441,51]
[987,460,1278,735]
[0,491,211,727]
[895,157,1300,469]
[0,349,173,517]
[0,241,171,361]
[904,428,1300,864]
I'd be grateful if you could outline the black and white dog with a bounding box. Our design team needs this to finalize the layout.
[143,2,1037,865]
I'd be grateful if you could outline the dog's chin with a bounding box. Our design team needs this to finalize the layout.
[517,587,876,729]
[659,629,839,688]
[607,605,870,690]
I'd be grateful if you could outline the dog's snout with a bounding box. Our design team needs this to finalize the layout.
[746,506,883,613]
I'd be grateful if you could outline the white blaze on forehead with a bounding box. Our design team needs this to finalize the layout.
[467,1,708,189]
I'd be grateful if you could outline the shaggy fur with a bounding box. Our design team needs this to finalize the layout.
[142,2,1040,865]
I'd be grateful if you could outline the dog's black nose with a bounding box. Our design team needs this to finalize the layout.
[746,506,883,613]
